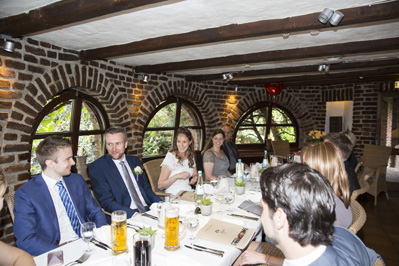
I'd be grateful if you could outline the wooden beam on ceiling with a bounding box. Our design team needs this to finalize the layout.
[281,74,399,86]
[185,58,399,81]
[0,0,170,37]
[135,37,399,73]
[231,66,399,86]
[81,1,399,60]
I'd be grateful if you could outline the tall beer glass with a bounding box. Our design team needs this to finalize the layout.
[164,207,179,251]
[111,210,127,255]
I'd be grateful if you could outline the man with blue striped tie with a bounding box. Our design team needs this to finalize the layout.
[13,136,106,256]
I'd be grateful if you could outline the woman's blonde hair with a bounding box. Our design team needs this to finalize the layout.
[0,172,7,197]
[301,142,350,208]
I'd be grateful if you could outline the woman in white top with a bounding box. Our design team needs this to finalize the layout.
[158,128,198,195]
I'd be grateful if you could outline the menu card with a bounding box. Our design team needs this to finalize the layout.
[196,218,255,250]
[238,200,262,216]
[177,190,195,202]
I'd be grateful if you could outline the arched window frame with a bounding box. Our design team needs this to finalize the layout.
[30,89,110,173]
[143,97,205,159]
[234,101,299,150]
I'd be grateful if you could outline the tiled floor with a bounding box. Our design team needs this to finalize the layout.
[357,189,399,266]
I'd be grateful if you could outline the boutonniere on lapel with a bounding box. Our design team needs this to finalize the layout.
[133,166,143,181]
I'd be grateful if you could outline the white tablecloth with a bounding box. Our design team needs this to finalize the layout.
[34,178,262,266]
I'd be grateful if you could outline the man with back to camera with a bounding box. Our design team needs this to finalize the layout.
[13,136,106,256]
[89,126,160,221]
[324,132,360,195]
[239,163,383,266]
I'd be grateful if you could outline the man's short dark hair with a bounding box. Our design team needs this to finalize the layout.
[105,126,128,143]
[36,136,71,170]
[324,132,352,160]
[260,163,336,246]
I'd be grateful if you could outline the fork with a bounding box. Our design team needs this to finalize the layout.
[65,252,90,266]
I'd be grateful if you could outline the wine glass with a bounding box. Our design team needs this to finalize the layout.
[184,211,199,243]
[81,222,96,252]
[210,176,220,192]
[215,190,225,214]
[224,190,235,214]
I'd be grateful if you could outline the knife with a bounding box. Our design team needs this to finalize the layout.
[92,241,107,250]
[184,245,223,257]
[142,212,158,220]
[91,239,111,250]
[193,244,225,254]
[228,213,259,221]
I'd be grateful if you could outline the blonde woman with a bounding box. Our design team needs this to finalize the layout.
[0,174,35,266]
[301,141,352,228]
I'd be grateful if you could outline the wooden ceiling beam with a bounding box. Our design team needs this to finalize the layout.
[185,59,399,81]
[282,75,399,86]
[80,1,399,60]
[0,0,169,37]
[135,37,399,73]
[231,66,399,86]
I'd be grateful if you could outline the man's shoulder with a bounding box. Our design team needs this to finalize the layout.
[16,175,42,192]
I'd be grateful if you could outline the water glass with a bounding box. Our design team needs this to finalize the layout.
[81,222,96,252]
[184,211,199,243]
[133,233,152,266]
[224,190,235,213]
[210,176,220,191]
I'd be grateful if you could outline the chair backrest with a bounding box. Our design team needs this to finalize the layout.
[362,144,392,169]
[143,158,164,193]
[4,191,15,222]
[271,140,290,158]
[348,198,367,234]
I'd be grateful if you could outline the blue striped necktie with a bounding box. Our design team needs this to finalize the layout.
[56,181,81,236]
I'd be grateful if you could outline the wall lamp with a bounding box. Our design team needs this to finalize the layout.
[318,64,330,73]
[222,73,233,80]
[140,73,149,83]
[0,34,15,52]
[318,8,344,26]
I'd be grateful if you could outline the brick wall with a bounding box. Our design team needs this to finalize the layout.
[0,37,396,245]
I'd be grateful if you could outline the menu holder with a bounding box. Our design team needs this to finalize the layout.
[238,200,262,216]
[196,218,255,250]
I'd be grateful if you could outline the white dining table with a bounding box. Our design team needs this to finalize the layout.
[34,178,262,266]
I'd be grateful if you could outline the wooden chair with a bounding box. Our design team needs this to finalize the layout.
[356,144,392,205]
[90,189,112,218]
[271,140,290,161]
[348,198,367,234]
[4,191,15,222]
[143,158,170,198]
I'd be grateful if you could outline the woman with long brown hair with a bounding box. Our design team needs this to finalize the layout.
[301,141,352,228]
[158,128,198,194]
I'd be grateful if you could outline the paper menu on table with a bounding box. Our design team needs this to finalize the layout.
[177,190,195,202]
[196,218,255,250]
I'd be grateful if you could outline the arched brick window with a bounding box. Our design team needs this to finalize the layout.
[235,101,298,147]
[143,97,205,157]
[30,89,109,175]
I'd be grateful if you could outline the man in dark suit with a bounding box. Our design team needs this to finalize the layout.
[89,126,160,220]
[222,125,240,174]
[14,137,106,256]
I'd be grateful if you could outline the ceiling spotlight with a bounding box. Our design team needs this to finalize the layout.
[318,64,330,73]
[222,73,233,80]
[222,73,228,80]
[0,34,15,52]
[140,74,149,83]
[318,8,344,26]
[282,33,290,39]
[318,8,333,24]
[235,86,238,92]
[329,11,344,26]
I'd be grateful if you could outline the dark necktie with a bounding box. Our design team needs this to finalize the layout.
[56,181,81,236]
[119,161,147,213]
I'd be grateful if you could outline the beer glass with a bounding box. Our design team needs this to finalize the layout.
[133,233,152,266]
[111,210,127,255]
[164,207,180,251]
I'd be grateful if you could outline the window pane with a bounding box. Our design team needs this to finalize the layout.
[30,139,42,175]
[270,126,296,142]
[180,103,199,126]
[78,135,103,164]
[272,108,292,124]
[241,107,268,125]
[36,101,72,133]
[143,130,173,156]
[80,101,100,131]
[236,126,266,144]
[148,103,176,128]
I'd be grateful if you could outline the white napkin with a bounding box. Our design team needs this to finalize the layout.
[95,225,111,246]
